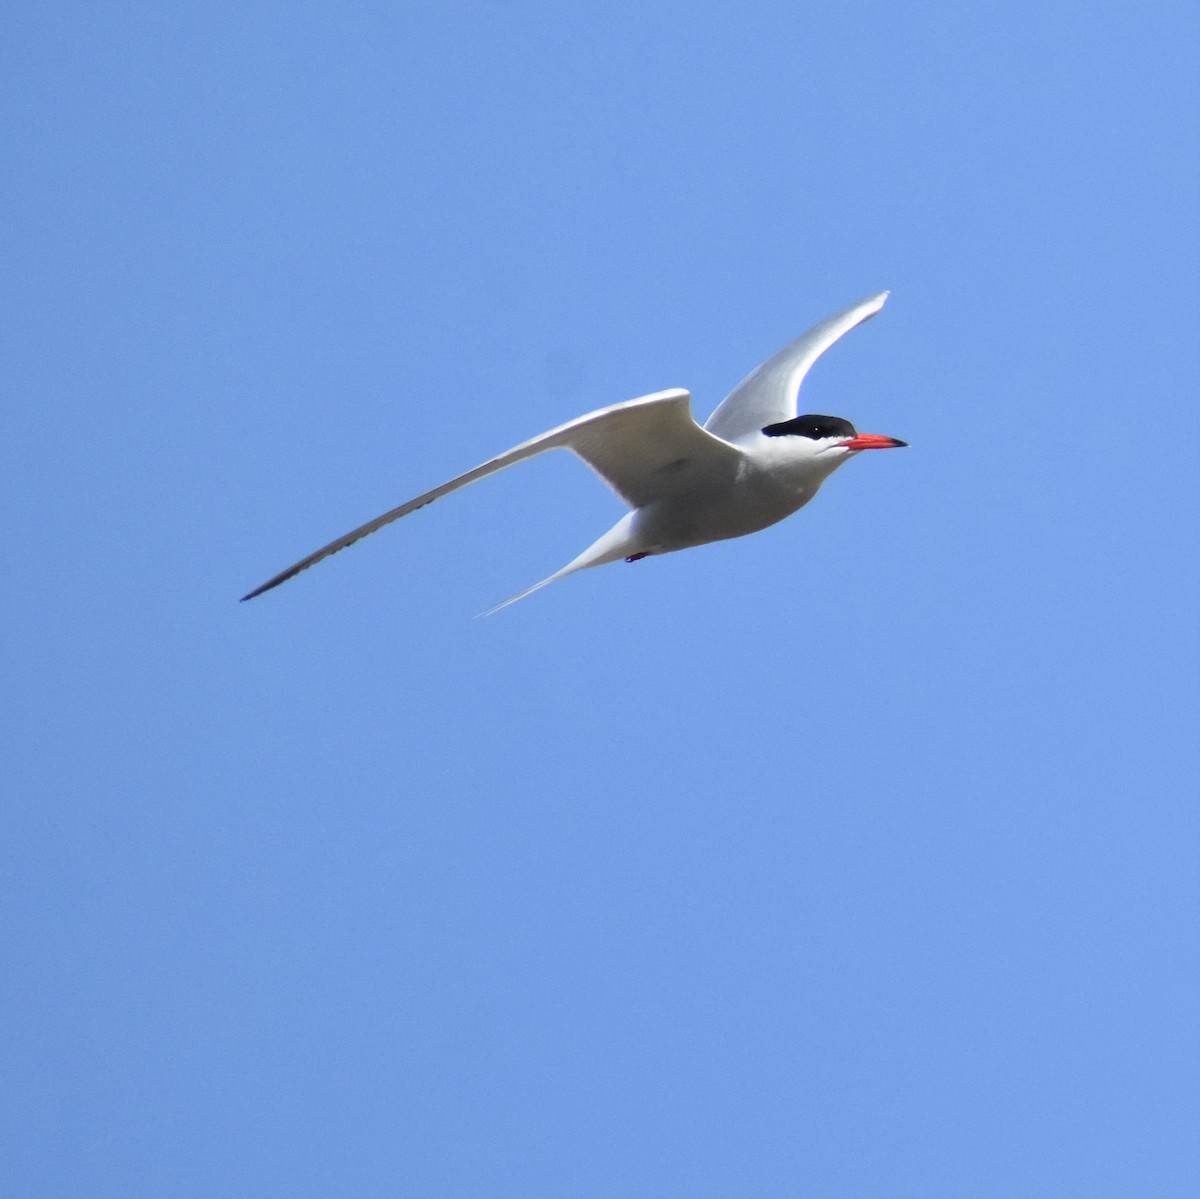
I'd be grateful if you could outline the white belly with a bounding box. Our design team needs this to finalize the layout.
[632,458,822,552]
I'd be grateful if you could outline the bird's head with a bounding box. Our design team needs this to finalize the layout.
[761,414,907,470]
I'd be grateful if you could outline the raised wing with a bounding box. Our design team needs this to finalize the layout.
[241,388,741,601]
[704,291,889,442]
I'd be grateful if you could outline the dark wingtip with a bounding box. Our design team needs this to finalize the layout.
[239,579,279,603]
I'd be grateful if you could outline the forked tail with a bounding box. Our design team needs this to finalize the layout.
[478,514,642,616]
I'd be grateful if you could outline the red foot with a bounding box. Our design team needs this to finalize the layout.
[626,552,649,562]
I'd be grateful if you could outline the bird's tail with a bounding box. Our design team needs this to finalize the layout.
[478,514,642,617]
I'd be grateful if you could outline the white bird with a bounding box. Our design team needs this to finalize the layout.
[241,291,906,611]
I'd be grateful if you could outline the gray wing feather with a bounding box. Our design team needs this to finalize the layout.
[704,292,889,441]
[241,388,740,600]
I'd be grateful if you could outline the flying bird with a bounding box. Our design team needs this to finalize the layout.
[241,291,906,611]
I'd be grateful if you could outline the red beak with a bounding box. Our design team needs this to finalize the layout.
[841,433,908,451]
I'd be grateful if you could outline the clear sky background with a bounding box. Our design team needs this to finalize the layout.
[4,4,1198,1197]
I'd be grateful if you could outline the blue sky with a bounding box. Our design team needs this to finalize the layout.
[3,3,1198,1196]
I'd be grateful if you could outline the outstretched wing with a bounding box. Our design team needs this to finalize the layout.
[241,388,741,601]
[704,291,889,442]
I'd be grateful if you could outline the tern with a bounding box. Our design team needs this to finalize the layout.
[241,291,906,611]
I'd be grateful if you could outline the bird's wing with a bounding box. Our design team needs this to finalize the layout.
[241,388,740,600]
[703,291,889,441]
